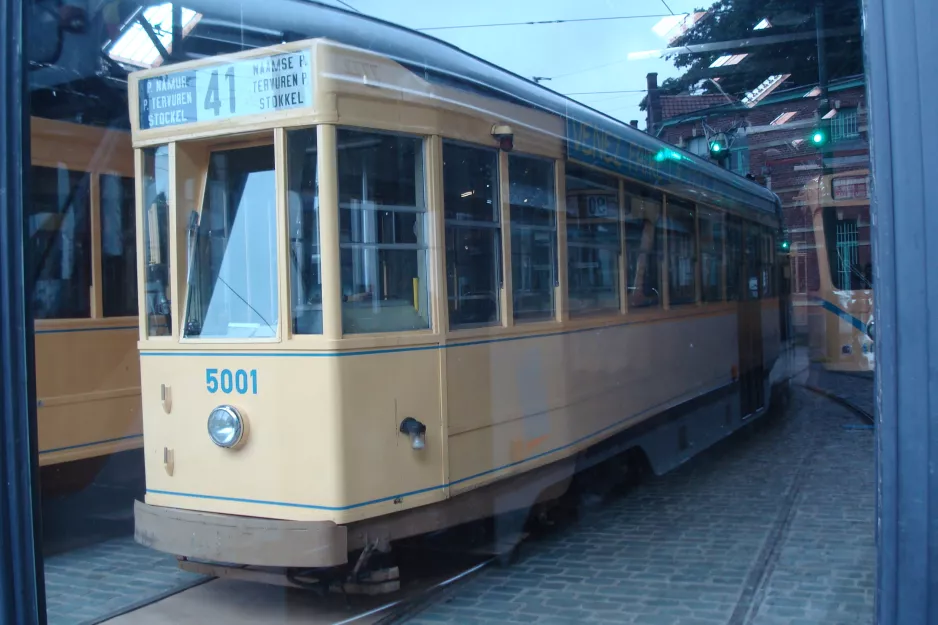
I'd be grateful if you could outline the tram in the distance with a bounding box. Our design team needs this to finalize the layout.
[127,21,790,586]
[796,168,874,373]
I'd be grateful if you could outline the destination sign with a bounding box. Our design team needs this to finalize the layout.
[139,50,313,130]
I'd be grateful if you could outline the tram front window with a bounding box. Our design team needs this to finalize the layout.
[183,144,279,339]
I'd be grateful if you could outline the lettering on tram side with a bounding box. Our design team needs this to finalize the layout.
[139,49,314,130]
[206,368,258,395]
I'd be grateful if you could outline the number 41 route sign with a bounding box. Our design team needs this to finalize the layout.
[138,49,313,130]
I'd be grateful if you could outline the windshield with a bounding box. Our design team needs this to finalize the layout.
[183,144,279,339]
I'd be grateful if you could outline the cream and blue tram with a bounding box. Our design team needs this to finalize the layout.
[127,29,788,579]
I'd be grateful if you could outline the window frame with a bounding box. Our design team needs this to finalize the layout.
[441,138,503,330]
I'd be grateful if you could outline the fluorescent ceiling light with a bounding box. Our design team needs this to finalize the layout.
[770,111,798,125]
[754,18,772,30]
[804,86,822,97]
[108,4,200,68]
[822,109,838,119]
[652,15,687,38]
[742,74,791,107]
[710,53,748,68]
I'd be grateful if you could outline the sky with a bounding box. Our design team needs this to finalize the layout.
[312,0,709,126]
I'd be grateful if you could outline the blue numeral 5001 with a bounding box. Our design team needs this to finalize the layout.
[206,368,257,395]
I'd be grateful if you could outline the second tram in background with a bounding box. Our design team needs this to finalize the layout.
[30,118,142,485]
[792,168,874,373]
[125,6,793,589]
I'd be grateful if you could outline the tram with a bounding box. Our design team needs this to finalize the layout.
[127,25,789,583]
[796,168,873,372]
[30,117,143,470]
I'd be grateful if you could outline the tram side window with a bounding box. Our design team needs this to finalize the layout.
[761,228,775,298]
[142,147,171,336]
[184,145,279,339]
[29,165,91,319]
[337,129,430,334]
[623,184,663,309]
[698,207,724,302]
[725,216,743,301]
[744,222,761,300]
[565,164,620,316]
[101,175,138,317]
[443,141,500,328]
[286,128,323,335]
[509,154,556,322]
[666,198,697,306]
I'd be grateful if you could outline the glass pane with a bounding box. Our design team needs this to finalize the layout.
[337,129,429,334]
[744,223,761,300]
[286,127,322,335]
[184,145,279,339]
[566,163,619,315]
[509,154,555,321]
[443,141,500,328]
[29,166,91,319]
[698,207,724,302]
[726,216,743,302]
[142,146,171,335]
[624,185,662,309]
[100,174,138,317]
[666,198,697,306]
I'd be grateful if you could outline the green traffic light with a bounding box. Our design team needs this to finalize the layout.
[810,129,828,146]
[710,143,722,153]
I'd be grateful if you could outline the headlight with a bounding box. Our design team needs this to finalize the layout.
[207,405,244,448]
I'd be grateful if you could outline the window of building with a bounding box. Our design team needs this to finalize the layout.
[509,154,556,321]
[726,215,743,301]
[100,174,138,317]
[832,108,860,142]
[729,133,750,176]
[443,141,501,328]
[565,164,620,316]
[184,145,279,339]
[142,146,171,335]
[337,129,430,334]
[666,198,697,306]
[624,183,663,309]
[698,206,724,301]
[29,166,91,319]
[286,128,323,335]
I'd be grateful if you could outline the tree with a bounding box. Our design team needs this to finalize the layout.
[640,0,863,110]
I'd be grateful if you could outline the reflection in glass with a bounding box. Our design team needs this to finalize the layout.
[624,185,662,309]
[699,207,724,302]
[509,155,555,321]
[184,145,279,339]
[287,128,323,334]
[142,146,171,335]
[337,129,429,334]
[565,164,619,315]
[666,198,697,306]
[443,141,500,328]
[100,174,138,317]
[29,166,91,319]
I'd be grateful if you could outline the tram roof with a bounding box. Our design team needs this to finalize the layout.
[118,0,782,218]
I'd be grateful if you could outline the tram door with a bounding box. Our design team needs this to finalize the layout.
[736,221,764,418]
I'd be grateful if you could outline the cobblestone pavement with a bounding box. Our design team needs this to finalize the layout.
[44,536,206,625]
[405,383,875,625]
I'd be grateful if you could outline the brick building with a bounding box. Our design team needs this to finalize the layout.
[645,73,871,334]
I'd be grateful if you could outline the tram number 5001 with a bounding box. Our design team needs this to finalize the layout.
[206,368,258,395]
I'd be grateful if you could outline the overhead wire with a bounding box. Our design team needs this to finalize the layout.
[416,13,671,32]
